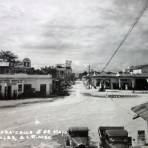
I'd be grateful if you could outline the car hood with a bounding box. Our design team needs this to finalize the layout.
[109,143,129,148]
[71,137,88,146]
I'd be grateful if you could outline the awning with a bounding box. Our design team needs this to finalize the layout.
[131,102,148,121]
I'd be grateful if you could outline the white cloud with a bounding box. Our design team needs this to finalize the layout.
[0,0,148,72]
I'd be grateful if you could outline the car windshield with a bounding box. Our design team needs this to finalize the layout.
[109,137,128,143]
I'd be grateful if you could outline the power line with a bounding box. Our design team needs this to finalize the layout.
[101,0,148,72]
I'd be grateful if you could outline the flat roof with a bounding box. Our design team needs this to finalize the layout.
[90,73,148,79]
[0,74,52,79]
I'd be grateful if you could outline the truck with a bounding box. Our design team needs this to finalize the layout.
[98,126,132,148]
[64,127,89,148]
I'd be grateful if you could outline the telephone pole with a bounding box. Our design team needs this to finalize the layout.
[88,65,91,89]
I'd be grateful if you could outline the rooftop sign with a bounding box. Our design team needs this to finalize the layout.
[0,61,9,67]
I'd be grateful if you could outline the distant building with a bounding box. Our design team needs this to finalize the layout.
[0,74,52,99]
[51,61,73,94]
[126,64,148,74]
[56,64,66,79]
[23,58,31,68]
[0,57,32,74]
[0,59,10,74]
[65,60,72,68]
[84,72,148,90]
[56,60,72,83]
[14,58,32,73]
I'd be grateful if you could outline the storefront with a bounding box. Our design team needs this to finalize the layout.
[0,74,52,99]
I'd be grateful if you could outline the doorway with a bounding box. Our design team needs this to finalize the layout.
[5,86,12,99]
[40,84,46,97]
[24,84,32,97]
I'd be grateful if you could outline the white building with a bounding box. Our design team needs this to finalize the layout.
[0,74,52,99]
[129,64,148,74]
[0,59,10,74]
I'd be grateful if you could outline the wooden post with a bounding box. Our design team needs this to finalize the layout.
[132,79,135,93]
[119,79,121,89]
[110,79,113,89]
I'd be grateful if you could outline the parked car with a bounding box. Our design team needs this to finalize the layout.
[98,126,132,148]
[64,127,89,148]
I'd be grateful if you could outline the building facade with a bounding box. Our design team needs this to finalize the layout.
[84,73,148,90]
[0,74,52,99]
[126,64,148,74]
[56,60,72,84]
[0,58,32,74]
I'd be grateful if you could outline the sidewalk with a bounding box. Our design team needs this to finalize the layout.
[82,88,139,98]
[0,98,54,108]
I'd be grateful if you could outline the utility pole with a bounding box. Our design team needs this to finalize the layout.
[88,65,91,89]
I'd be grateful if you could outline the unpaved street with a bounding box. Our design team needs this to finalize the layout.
[0,81,147,147]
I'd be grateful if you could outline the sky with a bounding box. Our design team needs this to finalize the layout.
[0,0,148,72]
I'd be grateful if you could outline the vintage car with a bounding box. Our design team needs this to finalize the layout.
[98,126,132,148]
[64,127,89,148]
